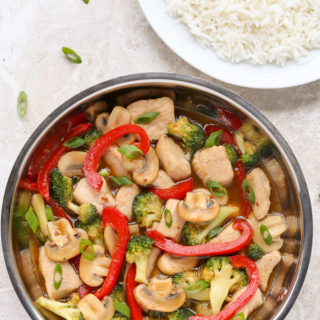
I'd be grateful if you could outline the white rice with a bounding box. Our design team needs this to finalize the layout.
[165,0,320,66]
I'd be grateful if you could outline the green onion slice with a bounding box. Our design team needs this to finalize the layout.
[206,180,227,196]
[62,47,82,64]
[82,0,89,4]
[79,239,95,261]
[25,206,39,234]
[45,206,55,221]
[205,130,222,148]
[63,137,85,148]
[110,176,133,186]
[17,91,28,117]
[53,263,63,290]
[186,280,209,294]
[134,112,160,124]
[118,145,143,159]
[260,224,272,245]
[231,312,245,320]
[114,299,131,318]
[207,226,222,240]
[241,179,255,204]
[99,168,110,178]
[164,208,173,228]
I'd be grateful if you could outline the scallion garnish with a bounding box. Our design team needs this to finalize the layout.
[260,224,272,245]
[53,263,63,290]
[114,299,131,318]
[79,239,95,261]
[62,47,82,64]
[17,90,28,117]
[185,280,209,294]
[205,130,222,148]
[45,206,55,221]
[99,168,110,178]
[134,112,160,124]
[207,226,222,240]
[82,0,89,4]
[164,208,173,228]
[206,180,227,196]
[241,179,255,204]
[118,145,143,159]
[25,206,39,234]
[231,312,245,320]
[110,176,133,186]
[63,137,85,148]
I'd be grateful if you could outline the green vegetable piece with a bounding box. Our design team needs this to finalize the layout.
[206,180,227,196]
[99,168,110,177]
[225,144,238,165]
[205,130,222,148]
[134,112,160,124]
[110,176,133,186]
[82,0,89,4]
[25,206,39,234]
[114,300,130,318]
[17,90,28,117]
[45,206,55,221]
[241,179,255,204]
[63,137,85,148]
[167,307,195,320]
[172,270,199,289]
[246,243,264,261]
[53,263,63,290]
[71,176,81,185]
[207,226,222,240]
[149,311,161,320]
[260,224,272,245]
[231,312,245,320]
[79,238,95,261]
[118,145,143,159]
[164,208,173,228]
[110,284,125,303]
[185,280,209,294]
[83,127,102,147]
[62,47,82,64]
[13,206,30,249]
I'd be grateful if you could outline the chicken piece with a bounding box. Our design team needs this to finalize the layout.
[127,97,175,141]
[147,247,161,278]
[192,146,234,186]
[247,168,271,220]
[256,251,281,291]
[152,170,174,189]
[230,286,263,318]
[156,135,191,181]
[115,184,140,221]
[157,199,186,241]
[38,246,82,300]
[102,145,129,177]
[73,178,115,214]
[208,223,240,244]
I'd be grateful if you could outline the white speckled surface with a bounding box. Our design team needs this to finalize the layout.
[0,0,319,319]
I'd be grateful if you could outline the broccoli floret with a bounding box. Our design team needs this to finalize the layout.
[113,314,128,320]
[67,294,81,307]
[36,297,84,320]
[246,243,264,261]
[168,116,205,158]
[133,191,162,228]
[36,229,48,245]
[172,270,199,289]
[49,168,73,207]
[126,235,154,284]
[240,152,260,168]
[235,131,260,168]
[83,127,102,147]
[224,144,238,165]
[182,222,204,246]
[167,308,195,320]
[255,134,273,159]
[110,284,125,303]
[200,257,248,314]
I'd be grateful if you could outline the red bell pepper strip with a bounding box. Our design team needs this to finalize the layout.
[84,124,150,192]
[234,161,251,218]
[149,178,194,200]
[125,264,143,320]
[147,219,252,256]
[47,197,73,225]
[94,207,130,299]
[217,108,243,131]
[27,112,88,181]
[78,284,94,299]
[190,255,259,320]
[19,179,39,192]
[37,123,93,201]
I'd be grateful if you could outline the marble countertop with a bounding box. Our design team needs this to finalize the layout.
[0,0,319,319]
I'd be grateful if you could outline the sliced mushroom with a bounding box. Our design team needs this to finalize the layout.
[95,112,110,134]
[178,189,220,223]
[57,151,87,177]
[156,135,191,181]
[152,170,174,189]
[147,247,161,278]
[157,253,198,275]
[104,225,118,256]
[208,223,240,244]
[134,275,186,312]
[115,184,140,221]
[78,294,115,320]
[86,101,108,120]
[102,145,130,177]
[249,213,288,253]
[45,218,88,261]
[79,245,111,287]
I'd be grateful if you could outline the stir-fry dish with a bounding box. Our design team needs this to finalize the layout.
[14,96,289,320]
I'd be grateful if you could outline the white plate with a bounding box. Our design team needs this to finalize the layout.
[138,0,320,89]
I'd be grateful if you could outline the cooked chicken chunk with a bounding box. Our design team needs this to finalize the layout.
[102,145,129,177]
[157,199,186,241]
[256,251,281,291]
[147,247,161,278]
[73,178,115,214]
[152,170,174,188]
[38,246,82,300]
[208,223,240,244]
[156,135,191,181]
[115,184,140,221]
[247,168,271,220]
[192,146,234,186]
[127,97,175,141]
